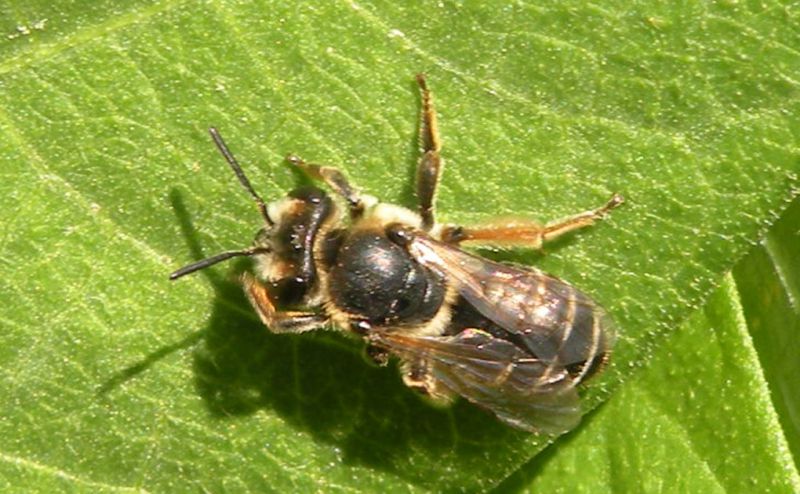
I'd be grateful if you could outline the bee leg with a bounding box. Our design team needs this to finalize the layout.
[400,358,455,405]
[415,73,443,231]
[242,273,328,333]
[440,193,624,246]
[286,155,365,219]
[538,193,624,242]
[364,344,390,367]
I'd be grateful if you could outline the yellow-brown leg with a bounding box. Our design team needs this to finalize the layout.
[242,273,328,333]
[441,193,624,247]
[286,155,365,218]
[416,73,443,231]
[400,358,455,405]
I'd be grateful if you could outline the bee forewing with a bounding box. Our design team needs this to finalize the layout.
[373,329,581,433]
[407,234,614,385]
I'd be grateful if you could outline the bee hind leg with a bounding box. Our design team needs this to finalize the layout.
[440,193,624,247]
[242,273,328,333]
[400,358,455,405]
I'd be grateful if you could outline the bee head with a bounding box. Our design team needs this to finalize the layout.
[251,186,334,304]
[169,129,335,298]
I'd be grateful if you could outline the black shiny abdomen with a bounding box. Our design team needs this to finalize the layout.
[327,230,446,326]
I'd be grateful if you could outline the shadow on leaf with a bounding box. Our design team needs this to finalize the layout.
[167,188,532,484]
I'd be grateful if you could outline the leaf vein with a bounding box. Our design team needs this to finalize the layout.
[0,451,147,493]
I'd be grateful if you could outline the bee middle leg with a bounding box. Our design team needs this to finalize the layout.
[242,273,328,333]
[286,155,365,218]
[440,193,624,247]
[364,344,390,366]
[401,358,455,404]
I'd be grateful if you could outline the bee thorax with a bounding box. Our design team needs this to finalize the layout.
[327,230,446,327]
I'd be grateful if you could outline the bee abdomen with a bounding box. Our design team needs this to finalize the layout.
[526,276,613,384]
[462,271,613,386]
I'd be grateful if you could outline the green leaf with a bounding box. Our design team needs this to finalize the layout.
[497,197,800,492]
[0,1,798,492]
[733,195,800,463]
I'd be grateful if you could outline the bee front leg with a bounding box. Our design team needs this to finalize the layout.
[286,155,365,219]
[242,274,328,333]
[400,358,455,405]
[440,193,624,247]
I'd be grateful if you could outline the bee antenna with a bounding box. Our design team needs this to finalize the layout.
[169,247,270,280]
[208,127,274,226]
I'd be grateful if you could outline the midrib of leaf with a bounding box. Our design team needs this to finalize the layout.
[732,194,800,470]
[764,234,800,313]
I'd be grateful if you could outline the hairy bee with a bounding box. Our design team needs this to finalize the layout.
[170,75,623,433]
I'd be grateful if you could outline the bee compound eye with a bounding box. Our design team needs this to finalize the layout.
[271,276,308,306]
[385,223,414,247]
[395,297,411,313]
[288,185,325,204]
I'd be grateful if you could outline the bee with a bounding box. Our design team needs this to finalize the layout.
[170,75,623,433]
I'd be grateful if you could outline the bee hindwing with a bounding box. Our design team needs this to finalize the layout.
[373,329,581,433]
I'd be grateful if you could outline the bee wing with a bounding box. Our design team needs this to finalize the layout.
[404,233,614,383]
[373,329,580,433]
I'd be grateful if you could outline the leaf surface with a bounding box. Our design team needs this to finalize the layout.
[0,1,798,491]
